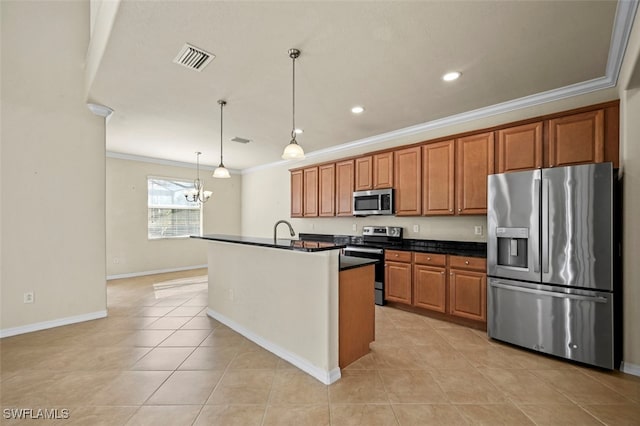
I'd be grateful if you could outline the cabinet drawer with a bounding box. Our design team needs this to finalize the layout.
[385,250,412,263]
[449,255,486,271]
[413,252,446,266]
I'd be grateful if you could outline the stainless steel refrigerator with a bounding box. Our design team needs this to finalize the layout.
[487,162,620,369]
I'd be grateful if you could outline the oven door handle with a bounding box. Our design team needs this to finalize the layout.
[344,247,384,255]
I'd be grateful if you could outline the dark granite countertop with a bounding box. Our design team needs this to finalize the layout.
[299,233,486,258]
[192,234,346,252]
[339,256,378,271]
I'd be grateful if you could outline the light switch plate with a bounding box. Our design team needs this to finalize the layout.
[474,225,483,235]
[413,225,419,233]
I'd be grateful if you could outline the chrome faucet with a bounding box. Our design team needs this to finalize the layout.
[274,220,296,243]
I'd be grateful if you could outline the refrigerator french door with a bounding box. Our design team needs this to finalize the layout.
[487,162,618,369]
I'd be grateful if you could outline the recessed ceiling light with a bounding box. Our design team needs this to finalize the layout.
[294,128,303,134]
[442,71,461,82]
[351,106,365,114]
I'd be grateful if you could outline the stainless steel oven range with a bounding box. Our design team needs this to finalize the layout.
[343,226,403,305]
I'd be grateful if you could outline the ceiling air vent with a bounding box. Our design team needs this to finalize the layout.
[173,43,214,71]
[231,137,252,144]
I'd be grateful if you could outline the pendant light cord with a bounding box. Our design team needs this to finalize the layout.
[220,102,224,165]
[291,52,296,140]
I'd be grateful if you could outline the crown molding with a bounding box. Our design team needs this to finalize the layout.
[107,151,240,174]
[243,0,637,176]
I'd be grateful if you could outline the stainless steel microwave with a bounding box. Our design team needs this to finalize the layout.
[353,189,394,216]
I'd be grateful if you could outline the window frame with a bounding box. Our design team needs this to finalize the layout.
[147,176,203,240]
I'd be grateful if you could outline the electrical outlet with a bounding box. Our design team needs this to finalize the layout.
[23,291,34,304]
[413,225,420,233]
[113,257,120,264]
[352,224,357,231]
[474,225,483,235]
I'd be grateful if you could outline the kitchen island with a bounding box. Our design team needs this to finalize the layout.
[192,234,376,384]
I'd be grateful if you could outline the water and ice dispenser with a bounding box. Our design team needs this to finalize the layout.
[496,227,529,269]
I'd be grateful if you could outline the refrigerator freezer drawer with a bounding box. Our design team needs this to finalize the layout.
[488,278,614,369]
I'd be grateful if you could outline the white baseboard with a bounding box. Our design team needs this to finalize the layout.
[207,308,341,385]
[0,310,108,338]
[620,361,640,377]
[107,264,207,280]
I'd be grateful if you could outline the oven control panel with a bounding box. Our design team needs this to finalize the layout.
[362,226,403,238]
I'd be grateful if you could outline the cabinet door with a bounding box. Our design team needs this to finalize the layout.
[373,152,394,189]
[303,167,318,217]
[456,132,494,215]
[547,109,604,167]
[335,160,354,216]
[290,170,303,217]
[423,140,455,215]
[413,265,446,313]
[394,146,422,216]
[449,269,486,322]
[318,164,335,217]
[355,156,373,191]
[497,121,543,173]
[385,260,412,304]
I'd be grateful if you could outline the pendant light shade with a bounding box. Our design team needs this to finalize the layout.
[213,99,231,179]
[282,48,305,160]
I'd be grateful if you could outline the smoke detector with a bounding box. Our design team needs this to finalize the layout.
[173,43,214,71]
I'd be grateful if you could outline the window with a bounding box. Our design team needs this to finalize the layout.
[147,177,202,239]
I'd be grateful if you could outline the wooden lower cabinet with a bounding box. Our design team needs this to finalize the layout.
[449,269,486,322]
[385,251,487,325]
[385,260,412,304]
[339,265,375,368]
[413,265,446,313]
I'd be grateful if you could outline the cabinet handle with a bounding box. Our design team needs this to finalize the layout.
[458,208,462,212]
[465,261,469,265]
[427,257,431,260]
[394,254,399,257]
[441,271,445,275]
[449,209,453,212]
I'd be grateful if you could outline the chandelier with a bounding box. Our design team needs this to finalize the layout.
[184,151,212,203]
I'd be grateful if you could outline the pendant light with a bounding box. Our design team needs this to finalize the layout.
[282,48,305,160]
[213,99,231,178]
[184,151,212,203]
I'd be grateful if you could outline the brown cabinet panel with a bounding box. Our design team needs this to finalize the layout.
[449,270,486,322]
[547,109,604,167]
[318,164,335,217]
[413,265,446,313]
[339,265,375,368]
[448,255,486,272]
[373,152,394,189]
[422,140,455,215]
[456,132,494,215]
[385,260,412,304]
[385,250,412,263]
[335,160,354,216]
[355,156,373,191]
[303,167,318,217]
[497,121,543,173]
[413,252,447,267]
[394,146,422,216]
[290,170,303,218]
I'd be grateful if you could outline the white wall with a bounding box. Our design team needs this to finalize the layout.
[1,1,107,331]
[106,156,242,277]
[618,8,640,371]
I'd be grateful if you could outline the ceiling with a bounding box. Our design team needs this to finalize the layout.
[90,1,624,170]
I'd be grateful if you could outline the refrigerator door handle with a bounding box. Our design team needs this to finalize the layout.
[541,178,550,274]
[533,178,541,273]
[490,281,608,303]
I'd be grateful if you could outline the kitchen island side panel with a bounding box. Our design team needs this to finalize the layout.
[206,241,340,383]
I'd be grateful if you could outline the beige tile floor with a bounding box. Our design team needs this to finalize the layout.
[1,268,639,425]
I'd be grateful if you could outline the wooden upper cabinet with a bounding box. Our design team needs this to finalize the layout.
[373,152,394,189]
[303,167,318,217]
[354,156,373,191]
[423,140,455,216]
[290,170,303,218]
[547,109,604,168]
[456,132,495,215]
[497,121,543,173]
[394,146,422,216]
[335,160,354,216]
[318,164,335,217]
